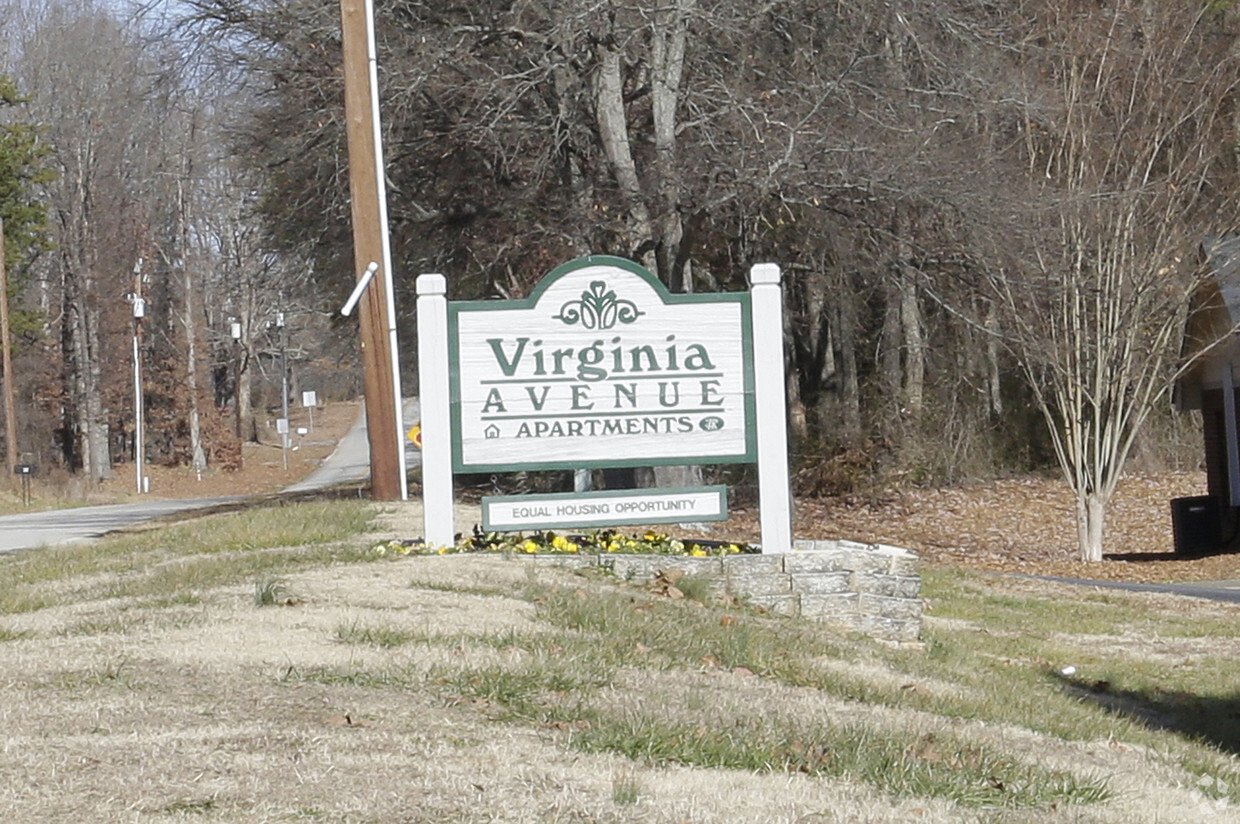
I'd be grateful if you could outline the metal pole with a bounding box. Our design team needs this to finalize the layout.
[131,289,146,494]
[230,319,242,440]
[133,333,143,492]
[384,267,408,500]
[278,310,289,471]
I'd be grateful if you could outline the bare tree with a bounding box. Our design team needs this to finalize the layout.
[987,0,1240,561]
[14,0,163,479]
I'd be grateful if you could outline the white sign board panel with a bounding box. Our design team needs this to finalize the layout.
[482,486,728,532]
[450,257,755,472]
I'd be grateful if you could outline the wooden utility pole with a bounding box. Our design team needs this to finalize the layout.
[339,0,404,500]
[0,218,17,481]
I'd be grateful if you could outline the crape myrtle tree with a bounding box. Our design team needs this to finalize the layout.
[985,0,1240,561]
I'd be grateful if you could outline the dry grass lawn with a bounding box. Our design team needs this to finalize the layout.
[3,503,1240,823]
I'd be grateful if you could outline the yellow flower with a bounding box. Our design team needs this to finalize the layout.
[552,535,569,550]
[566,542,579,553]
[522,540,538,554]
[374,545,386,556]
[437,545,449,555]
[690,548,707,557]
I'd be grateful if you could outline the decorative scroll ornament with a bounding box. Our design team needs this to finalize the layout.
[553,281,644,329]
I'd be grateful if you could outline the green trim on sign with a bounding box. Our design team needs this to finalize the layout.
[448,255,757,474]
[739,295,757,462]
[447,302,465,473]
[456,453,753,474]
[481,485,729,532]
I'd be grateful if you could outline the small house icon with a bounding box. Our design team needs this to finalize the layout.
[484,424,501,439]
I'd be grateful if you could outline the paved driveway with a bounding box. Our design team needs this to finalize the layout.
[1034,574,1240,605]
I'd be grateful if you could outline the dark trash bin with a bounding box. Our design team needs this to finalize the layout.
[1171,495,1219,556]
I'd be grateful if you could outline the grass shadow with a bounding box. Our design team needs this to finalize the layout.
[1055,672,1240,755]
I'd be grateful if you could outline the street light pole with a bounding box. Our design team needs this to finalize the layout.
[229,318,242,440]
[130,289,147,494]
[278,309,289,471]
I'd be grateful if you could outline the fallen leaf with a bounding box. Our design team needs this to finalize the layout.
[327,714,370,728]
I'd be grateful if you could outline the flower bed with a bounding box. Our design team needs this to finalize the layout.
[371,528,755,558]
[370,531,921,642]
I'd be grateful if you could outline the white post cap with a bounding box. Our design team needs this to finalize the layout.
[417,273,447,295]
[750,263,782,285]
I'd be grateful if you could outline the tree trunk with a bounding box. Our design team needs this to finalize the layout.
[899,272,924,422]
[1076,490,1107,563]
[238,337,255,442]
[178,176,207,475]
[834,295,861,441]
[985,302,1003,417]
[593,41,654,269]
[895,212,924,424]
[879,277,902,419]
[651,0,694,291]
[59,150,112,482]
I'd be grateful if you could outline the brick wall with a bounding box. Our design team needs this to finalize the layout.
[527,539,921,642]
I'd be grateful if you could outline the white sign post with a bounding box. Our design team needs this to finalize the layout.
[417,256,792,553]
[750,264,793,553]
[418,273,455,547]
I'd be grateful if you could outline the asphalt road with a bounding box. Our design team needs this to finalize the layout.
[0,398,421,555]
[1032,574,1240,605]
[0,496,249,554]
[283,398,421,493]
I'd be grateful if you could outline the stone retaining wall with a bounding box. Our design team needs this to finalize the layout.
[528,538,921,642]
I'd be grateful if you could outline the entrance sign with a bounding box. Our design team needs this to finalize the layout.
[449,257,754,472]
[417,257,792,554]
[482,486,728,532]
